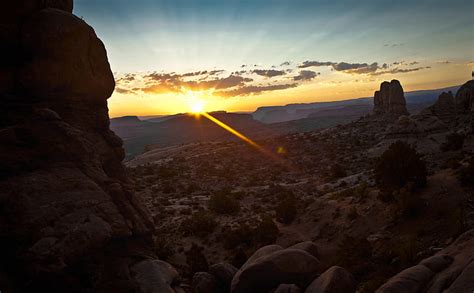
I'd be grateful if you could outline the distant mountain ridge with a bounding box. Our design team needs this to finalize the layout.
[111,84,462,159]
[253,85,461,123]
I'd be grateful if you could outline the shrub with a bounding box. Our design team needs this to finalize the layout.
[232,248,248,268]
[329,163,347,180]
[375,141,427,198]
[209,191,240,215]
[185,243,209,276]
[254,216,279,246]
[394,186,423,218]
[458,157,474,186]
[180,211,217,237]
[441,132,465,151]
[275,195,297,224]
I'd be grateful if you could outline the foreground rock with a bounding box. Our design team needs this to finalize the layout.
[231,246,321,293]
[209,263,238,291]
[305,266,356,293]
[376,229,474,292]
[0,0,175,291]
[192,272,220,293]
[131,260,179,293]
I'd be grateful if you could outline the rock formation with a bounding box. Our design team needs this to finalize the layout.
[373,80,409,117]
[455,80,474,113]
[376,229,474,292]
[428,91,456,120]
[0,1,174,291]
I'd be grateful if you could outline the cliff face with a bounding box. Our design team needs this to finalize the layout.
[0,1,155,291]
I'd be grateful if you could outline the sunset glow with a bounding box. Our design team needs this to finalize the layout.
[73,0,474,117]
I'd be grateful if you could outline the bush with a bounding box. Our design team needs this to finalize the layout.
[441,132,465,151]
[185,243,209,276]
[329,163,347,180]
[394,185,423,218]
[375,141,427,198]
[458,157,474,186]
[254,216,279,246]
[209,191,240,215]
[275,195,297,224]
[180,211,217,237]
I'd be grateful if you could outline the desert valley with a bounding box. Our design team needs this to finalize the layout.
[1,0,473,292]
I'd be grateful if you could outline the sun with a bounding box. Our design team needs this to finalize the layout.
[190,100,205,113]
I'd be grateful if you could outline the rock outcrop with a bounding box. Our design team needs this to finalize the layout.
[455,80,474,113]
[373,80,409,117]
[0,1,171,291]
[376,229,474,292]
[305,266,356,293]
[428,91,456,120]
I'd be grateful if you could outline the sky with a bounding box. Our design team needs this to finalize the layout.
[74,0,474,117]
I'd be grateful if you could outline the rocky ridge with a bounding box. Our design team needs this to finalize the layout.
[0,1,180,291]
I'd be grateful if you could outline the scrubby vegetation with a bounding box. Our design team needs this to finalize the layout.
[375,141,427,199]
[275,195,297,224]
[209,190,240,215]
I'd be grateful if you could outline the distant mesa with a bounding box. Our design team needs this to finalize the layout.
[373,79,409,117]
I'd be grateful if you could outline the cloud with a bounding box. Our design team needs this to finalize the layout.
[139,74,253,94]
[436,60,450,64]
[299,61,335,68]
[298,60,388,74]
[115,87,135,94]
[215,83,298,97]
[251,69,287,78]
[293,70,319,81]
[369,66,431,76]
[280,61,291,66]
[384,43,404,47]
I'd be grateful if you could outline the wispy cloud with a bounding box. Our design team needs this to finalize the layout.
[299,60,388,74]
[251,69,287,78]
[293,70,319,81]
[215,83,298,97]
[369,66,431,76]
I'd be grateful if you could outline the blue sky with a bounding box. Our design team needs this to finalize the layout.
[74,0,474,116]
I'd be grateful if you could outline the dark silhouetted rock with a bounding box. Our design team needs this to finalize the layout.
[0,0,161,291]
[131,260,179,293]
[373,80,409,117]
[455,80,474,113]
[275,284,302,293]
[231,249,321,293]
[209,262,238,291]
[192,272,220,293]
[240,244,283,270]
[431,92,455,117]
[305,266,356,293]
[289,241,320,259]
[376,265,434,293]
[377,229,474,293]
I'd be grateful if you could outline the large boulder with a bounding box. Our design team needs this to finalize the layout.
[305,266,356,293]
[289,241,320,259]
[376,265,434,293]
[192,272,220,293]
[131,260,179,293]
[209,262,238,291]
[377,229,474,292]
[275,284,302,293]
[231,249,321,293]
